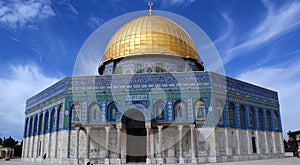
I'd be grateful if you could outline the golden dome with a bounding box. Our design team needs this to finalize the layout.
[102,15,199,64]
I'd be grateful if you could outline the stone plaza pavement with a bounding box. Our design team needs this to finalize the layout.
[1,157,300,165]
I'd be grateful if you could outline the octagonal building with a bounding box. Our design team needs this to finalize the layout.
[22,10,285,164]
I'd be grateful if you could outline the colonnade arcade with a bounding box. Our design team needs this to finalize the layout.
[73,109,198,164]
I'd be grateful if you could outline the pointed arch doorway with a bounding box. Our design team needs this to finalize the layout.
[122,109,146,163]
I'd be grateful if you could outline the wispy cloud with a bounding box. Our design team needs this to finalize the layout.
[0,0,55,28]
[213,12,234,44]
[237,59,300,138]
[223,0,300,64]
[86,16,105,30]
[0,64,59,140]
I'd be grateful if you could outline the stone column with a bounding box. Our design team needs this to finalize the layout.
[272,132,276,154]
[264,132,269,153]
[190,124,196,164]
[146,126,151,164]
[178,125,184,164]
[74,127,80,163]
[236,129,241,155]
[224,128,229,155]
[246,130,251,154]
[85,127,91,160]
[279,133,284,153]
[255,131,260,154]
[157,126,163,164]
[104,127,110,164]
[116,123,122,164]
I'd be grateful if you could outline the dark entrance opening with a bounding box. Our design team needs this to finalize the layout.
[251,137,257,153]
[122,109,146,163]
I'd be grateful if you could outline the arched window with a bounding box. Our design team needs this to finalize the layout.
[155,102,165,120]
[266,111,271,130]
[44,111,49,132]
[175,101,185,121]
[51,109,56,131]
[195,100,205,120]
[273,111,279,131]
[239,105,246,129]
[33,116,38,136]
[89,103,100,122]
[107,103,118,122]
[24,118,28,137]
[58,106,64,129]
[217,101,224,125]
[258,109,264,130]
[249,107,255,129]
[29,117,33,136]
[38,113,43,135]
[227,103,235,127]
[72,104,81,123]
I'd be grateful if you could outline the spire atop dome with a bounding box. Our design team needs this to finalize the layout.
[148,1,153,16]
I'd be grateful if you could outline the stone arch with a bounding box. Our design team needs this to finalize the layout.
[121,108,147,163]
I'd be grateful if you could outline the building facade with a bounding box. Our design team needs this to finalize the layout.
[22,11,285,164]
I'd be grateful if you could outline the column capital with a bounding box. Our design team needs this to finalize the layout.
[145,122,151,129]
[157,125,163,130]
[116,122,122,129]
[86,127,91,133]
[178,125,183,130]
[105,126,111,131]
[146,127,151,132]
[190,124,195,130]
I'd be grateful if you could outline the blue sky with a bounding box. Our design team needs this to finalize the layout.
[0,0,300,141]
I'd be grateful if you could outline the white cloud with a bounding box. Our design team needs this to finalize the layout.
[0,64,59,140]
[0,0,55,28]
[223,0,300,64]
[236,60,300,139]
[86,16,105,29]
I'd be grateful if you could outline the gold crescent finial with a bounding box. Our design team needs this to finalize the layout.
[148,1,153,16]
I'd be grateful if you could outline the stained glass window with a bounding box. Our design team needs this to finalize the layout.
[155,102,165,120]
[175,101,185,120]
[258,109,264,130]
[72,104,81,123]
[195,100,205,120]
[266,111,271,130]
[273,111,279,131]
[217,101,224,125]
[239,105,246,128]
[228,103,235,127]
[249,107,255,129]
[89,103,99,122]
[51,110,56,131]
